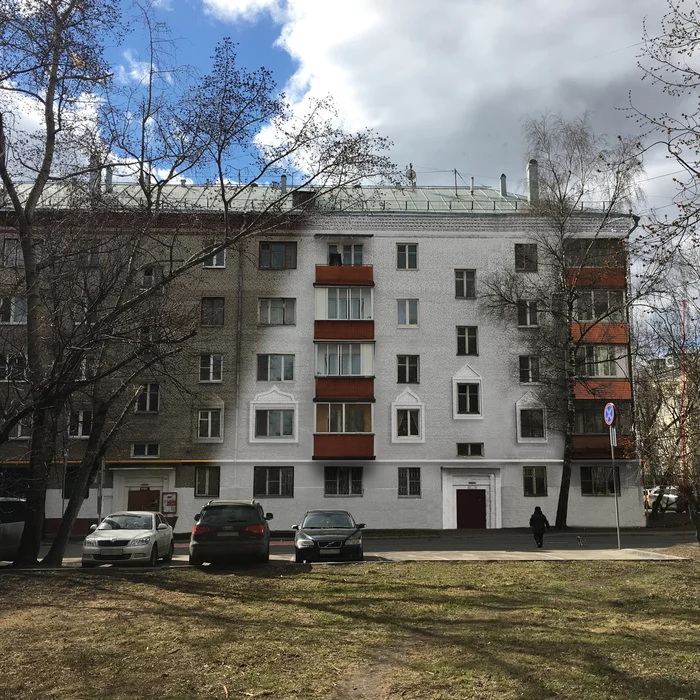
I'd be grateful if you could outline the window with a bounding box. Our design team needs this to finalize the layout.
[136,383,159,413]
[81,355,97,381]
[316,343,365,376]
[565,239,625,268]
[131,443,159,458]
[79,241,100,267]
[198,409,222,440]
[328,244,362,266]
[0,298,27,324]
[457,326,478,356]
[575,345,619,378]
[575,401,632,434]
[0,354,26,381]
[201,297,224,326]
[455,269,476,299]
[397,243,418,270]
[259,241,297,270]
[581,466,619,496]
[259,298,296,325]
[397,409,420,438]
[2,239,23,268]
[457,442,484,457]
[257,354,294,381]
[515,244,538,272]
[519,356,540,383]
[397,355,419,383]
[575,289,625,322]
[524,466,547,496]
[203,245,226,268]
[69,410,92,438]
[517,300,539,327]
[255,409,294,438]
[324,466,363,496]
[457,383,480,415]
[254,466,294,497]
[142,266,164,290]
[9,417,31,440]
[398,467,421,497]
[315,403,372,433]
[520,408,545,439]
[397,299,418,326]
[195,466,220,497]
[326,287,372,320]
[199,354,223,382]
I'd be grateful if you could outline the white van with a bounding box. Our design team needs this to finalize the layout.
[0,498,26,561]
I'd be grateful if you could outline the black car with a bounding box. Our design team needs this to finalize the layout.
[189,500,273,566]
[292,510,364,563]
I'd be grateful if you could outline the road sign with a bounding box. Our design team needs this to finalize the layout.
[604,402,616,426]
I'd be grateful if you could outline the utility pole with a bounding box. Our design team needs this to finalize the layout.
[681,298,688,541]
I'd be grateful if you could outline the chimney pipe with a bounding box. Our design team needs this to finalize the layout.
[527,159,539,204]
[281,174,287,194]
[469,176,474,194]
[500,173,507,197]
[104,165,113,193]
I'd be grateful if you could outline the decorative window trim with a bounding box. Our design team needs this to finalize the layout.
[452,364,483,420]
[391,388,425,443]
[516,392,547,443]
[249,386,298,444]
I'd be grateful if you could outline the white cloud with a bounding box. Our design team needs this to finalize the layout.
[203,0,282,22]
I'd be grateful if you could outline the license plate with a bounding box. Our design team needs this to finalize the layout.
[217,532,239,537]
[320,548,340,555]
[100,548,123,555]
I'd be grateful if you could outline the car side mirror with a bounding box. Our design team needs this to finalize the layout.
[356,523,365,529]
[193,513,201,522]
[265,513,273,520]
[89,523,97,532]
[291,524,299,530]
[157,523,168,531]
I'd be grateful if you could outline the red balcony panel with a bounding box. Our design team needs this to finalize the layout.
[313,433,374,459]
[314,320,374,340]
[571,323,628,344]
[315,265,374,286]
[572,434,636,460]
[574,379,632,400]
[566,268,626,288]
[315,377,374,400]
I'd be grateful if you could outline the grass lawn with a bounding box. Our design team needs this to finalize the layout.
[1,550,699,699]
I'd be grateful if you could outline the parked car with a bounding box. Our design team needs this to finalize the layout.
[189,500,273,566]
[292,510,364,563]
[81,511,174,568]
[0,498,26,562]
[645,486,681,511]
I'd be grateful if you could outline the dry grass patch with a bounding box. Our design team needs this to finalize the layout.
[1,560,699,699]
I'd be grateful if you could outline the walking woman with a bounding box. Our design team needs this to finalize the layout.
[529,506,550,549]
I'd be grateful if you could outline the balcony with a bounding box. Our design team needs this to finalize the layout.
[566,268,626,288]
[315,377,374,400]
[571,323,628,344]
[574,379,632,401]
[313,433,374,460]
[315,265,374,286]
[572,434,636,460]
[314,320,374,340]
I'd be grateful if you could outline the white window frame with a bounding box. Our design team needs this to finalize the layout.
[249,387,298,444]
[457,326,478,356]
[452,365,483,420]
[315,343,372,377]
[69,410,92,439]
[199,354,223,383]
[198,408,223,442]
[517,300,539,327]
[315,403,373,434]
[136,383,160,413]
[9,417,31,440]
[516,395,547,443]
[195,466,221,497]
[392,388,425,443]
[524,466,547,497]
[131,443,160,458]
[328,243,363,266]
[253,466,294,498]
[455,269,476,299]
[257,354,295,382]
[203,246,226,268]
[141,266,164,292]
[519,356,541,383]
[326,287,372,320]
[398,466,421,498]
[397,299,419,327]
[0,297,27,324]
[575,345,625,378]
[457,442,484,457]
[397,243,418,270]
[397,355,419,383]
[258,298,296,325]
[575,289,625,323]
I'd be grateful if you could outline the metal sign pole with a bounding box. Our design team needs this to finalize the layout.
[610,425,621,550]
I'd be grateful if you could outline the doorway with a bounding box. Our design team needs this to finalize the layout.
[456,489,486,528]
[127,488,160,512]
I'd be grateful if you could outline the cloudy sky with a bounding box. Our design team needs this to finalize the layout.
[118,0,680,215]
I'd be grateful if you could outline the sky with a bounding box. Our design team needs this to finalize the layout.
[104,1,690,216]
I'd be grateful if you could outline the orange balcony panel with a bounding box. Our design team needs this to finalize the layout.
[313,433,374,460]
[572,434,636,460]
[571,323,628,344]
[315,265,374,286]
[315,377,374,400]
[314,320,374,340]
[574,379,632,400]
[566,268,626,288]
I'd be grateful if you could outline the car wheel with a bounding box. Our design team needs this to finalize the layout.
[81,561,97,568]
[258,547,270,564]
[163,540,174,563]
[295,551,306,564]
[147,545,158,567]
[355,550,364,562]
[189,554,204,567]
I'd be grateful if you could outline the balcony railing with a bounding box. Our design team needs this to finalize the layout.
[315,265,374,286]
[314,320,374,340]
[572,434,635,460]
[313,433,374,459]
[315,377,374,400]
[571,323,628,344]
[574,379,632,400]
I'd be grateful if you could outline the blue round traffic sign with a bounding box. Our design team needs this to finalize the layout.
[604,403,616,426]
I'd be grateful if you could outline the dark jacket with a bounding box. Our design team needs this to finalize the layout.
[529,510,550,535]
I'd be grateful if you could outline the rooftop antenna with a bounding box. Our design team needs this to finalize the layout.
[406,163,417,191]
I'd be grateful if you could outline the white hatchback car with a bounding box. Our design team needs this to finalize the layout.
[81,511,174,568]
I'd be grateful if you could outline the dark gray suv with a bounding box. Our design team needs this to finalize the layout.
[189,500,273,566]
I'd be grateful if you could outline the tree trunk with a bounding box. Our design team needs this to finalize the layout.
[555,337,577,530]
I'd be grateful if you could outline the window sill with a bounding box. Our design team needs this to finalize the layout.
[199,380,223,384]
[197,438,224,444]
[518,437,548,444]
[253,494,294,499]
[258,379,295,383]
[517,325,540,329]
[397,325,419,329]
[130,455,160,459]
[257,323,296,327]
[454,414,483,420]
[323,493,363,497]
[524,493,547,497]
[455,297,477,301]
[398,495,422,499]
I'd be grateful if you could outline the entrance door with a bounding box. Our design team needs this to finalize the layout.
[128,489,160,512]
[456,489,486,528]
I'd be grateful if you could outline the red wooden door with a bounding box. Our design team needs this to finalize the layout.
[456,489,486,528]
[127,489,160,511]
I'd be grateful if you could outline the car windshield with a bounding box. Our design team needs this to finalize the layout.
[301,512,355,529]
[98,514,153,531]
[200,505,259,525]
